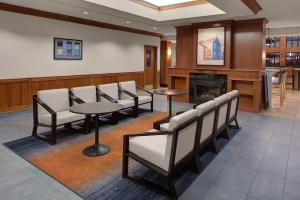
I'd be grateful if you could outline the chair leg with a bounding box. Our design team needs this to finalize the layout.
[194,156,204,174]
[133,106,138,118]
[122,154,129,178]
[167,177,178,200]
[213,138,220,153]
[32,124,38,137]
[150,101,154,112]
[222,127,231,140]
[235,119,240,129]
[51,126,57,145]
[112,112,119,125]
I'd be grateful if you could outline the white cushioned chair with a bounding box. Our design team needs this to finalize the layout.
[119,81,153,112]
[214,94,230,139]
[195,100,220,153]
[98,83,138,117]
[122,109,200,200]
[70,86,118,125]
[226,90,240,129]
[32,88,87,145]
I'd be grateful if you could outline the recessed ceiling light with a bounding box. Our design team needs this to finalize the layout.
[126,21,131,24]
[144,0,195,7]
[83,11,89,15]
[153,27,158,30]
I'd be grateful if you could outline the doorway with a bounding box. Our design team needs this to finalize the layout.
[144,45,157,89]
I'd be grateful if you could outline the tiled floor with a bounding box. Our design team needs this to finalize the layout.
[0,94,299,200]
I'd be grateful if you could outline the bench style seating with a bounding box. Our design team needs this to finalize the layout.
[70,86,118,124]
[32,88,88,144]
[119,81,153,112]
[214,94,231,139]
[122,109,200,200]
[195,100,220,153]
[226,90,240,129]
[98,83,138,117]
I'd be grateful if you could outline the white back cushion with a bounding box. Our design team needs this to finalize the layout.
[37,88,69,116]
[196,101,217,144]
[227,90,239,119]
[98,83,119,101]
[165,109,198,165]
[71,86,97,103]
[119,81,137,99]
[214,94,229,129]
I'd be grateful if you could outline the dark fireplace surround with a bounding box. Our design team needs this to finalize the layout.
[189,73,227,105]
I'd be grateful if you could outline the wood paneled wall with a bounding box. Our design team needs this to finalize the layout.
[171,18,267,113]
[160,40,173,86]
[0,72,144,113]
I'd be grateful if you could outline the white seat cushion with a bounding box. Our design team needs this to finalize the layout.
[37,88,70,117]
[129,134,170,171]
[119,81,137,99]
[118,99,134,108]
[137,96,152,104]
[39,111,85,125]
[98,83,119,101]
[71,86,97,103]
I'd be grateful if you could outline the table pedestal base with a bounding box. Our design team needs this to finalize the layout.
[83,144,111,157]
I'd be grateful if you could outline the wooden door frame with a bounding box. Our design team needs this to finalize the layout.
[144,45,158,88]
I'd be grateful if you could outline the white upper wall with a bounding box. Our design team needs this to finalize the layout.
[0,11,160,79]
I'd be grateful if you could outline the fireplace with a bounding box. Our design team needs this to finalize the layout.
[189,73,227,104]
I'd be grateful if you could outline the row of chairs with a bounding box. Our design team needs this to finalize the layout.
[122,90,240,200]
[32,81,153,144]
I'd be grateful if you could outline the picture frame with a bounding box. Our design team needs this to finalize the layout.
[54,38,82,60]
[197,27,225,66]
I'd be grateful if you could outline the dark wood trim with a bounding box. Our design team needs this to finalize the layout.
[241,0,262,14]
[0,2,163,38]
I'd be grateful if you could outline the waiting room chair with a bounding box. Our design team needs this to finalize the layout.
[98,83,138,117]
[214,94,230,139]
[119,81,153,112]
[32,88,88,144]
[122,109,200,200]
[70,86,118,125]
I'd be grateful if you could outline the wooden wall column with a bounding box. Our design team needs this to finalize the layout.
[160,40,173,86]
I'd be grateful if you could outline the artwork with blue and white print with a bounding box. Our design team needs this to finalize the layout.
[197,27,225,66]
[54,38,82,60]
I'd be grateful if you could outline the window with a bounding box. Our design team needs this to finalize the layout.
[266,52,280,66]
[266,37,280,48]
[286,52,300,66]
[286,36,300,48]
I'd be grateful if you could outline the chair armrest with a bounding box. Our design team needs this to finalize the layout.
[33,95,56,116]
[69,91,85,104]
[119,88,138,98]
[153,116,172,130]
[97,90,118,103]
[124,131,172,139]
[136,86,153,95]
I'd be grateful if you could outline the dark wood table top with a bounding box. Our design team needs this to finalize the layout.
[153,88,186,96]
[69,102,123,115]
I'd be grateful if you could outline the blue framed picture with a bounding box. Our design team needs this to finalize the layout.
[54,38,82,60]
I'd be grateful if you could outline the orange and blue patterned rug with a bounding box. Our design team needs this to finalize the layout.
[4,112,238,200]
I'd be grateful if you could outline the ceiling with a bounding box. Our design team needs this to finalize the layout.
[1,0,300,36]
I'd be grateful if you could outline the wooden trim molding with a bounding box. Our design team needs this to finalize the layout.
[131,0,207,11]
[0,2,163,38]
[0,72,145,113]
[241,0,262,14]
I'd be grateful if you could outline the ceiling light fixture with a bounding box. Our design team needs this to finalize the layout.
[83,11,89,15]
[126,21,131,24]
[144,0,195,7]
[266,28,275,46]
[153,27,158,30]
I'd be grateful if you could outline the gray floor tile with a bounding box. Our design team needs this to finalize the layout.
[259,154,288,178]
[249,173,285,200]
[208,183,248,200]
[283,179,300,200]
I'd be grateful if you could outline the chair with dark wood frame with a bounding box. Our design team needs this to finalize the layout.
[119,81,154,113]
[122,109,201,200]
[70,86,118,125]
[214,94,231,140]
[32,89,90,145]
[226,90,240,129]
[97,83,139,118]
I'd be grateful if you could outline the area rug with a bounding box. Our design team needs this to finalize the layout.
[4,112,238,200]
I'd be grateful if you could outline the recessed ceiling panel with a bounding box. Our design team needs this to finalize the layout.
[144,0,196,7]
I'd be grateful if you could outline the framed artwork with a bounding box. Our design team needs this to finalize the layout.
[54,38,82,60]
[197,27,225,66]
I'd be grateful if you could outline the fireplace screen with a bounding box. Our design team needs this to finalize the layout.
[189,73,227,105]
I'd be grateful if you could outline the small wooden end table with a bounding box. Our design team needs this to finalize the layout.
[70,102,123,157]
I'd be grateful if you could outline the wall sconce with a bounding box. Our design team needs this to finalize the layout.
[167,48,172,57]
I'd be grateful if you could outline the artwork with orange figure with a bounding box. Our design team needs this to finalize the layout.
[27,112,168,193]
